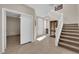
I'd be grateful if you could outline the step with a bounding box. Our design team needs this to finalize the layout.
[63,26,78,28]
[61,32,79,37]
[63,24,78,26]
[62,30,79,33]
[59,42,79,52]
[60,38,79,46]
[63,27,78,29]
[63,26,78,27]
[60,35,79,41]
[63,28,79,30]
[64,24,78,25]
[63,25,78,27]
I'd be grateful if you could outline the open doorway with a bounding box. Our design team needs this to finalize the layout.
[36,17,49,41]
[6,11,20,51]
[2,8,34,53]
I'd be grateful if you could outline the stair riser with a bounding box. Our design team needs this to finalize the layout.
[63,26,78,27]
[63,27,78,29]
[63,24,78,26]
[60,36,79,41]
[63,25,78,27]
[60,40,79,47]
[63,28,79,30]
[61,33,79,37]
[64,24,78,25]
[62,30,79,33]
[59,43,79,53]
[63,28,78,29]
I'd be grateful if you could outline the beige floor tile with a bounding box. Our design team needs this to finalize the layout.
[4,35,77,54]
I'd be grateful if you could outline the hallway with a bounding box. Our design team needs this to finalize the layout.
[4,35,76,54]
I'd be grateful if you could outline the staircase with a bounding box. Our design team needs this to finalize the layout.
[59,24,79,53]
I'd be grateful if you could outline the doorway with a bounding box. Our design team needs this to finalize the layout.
[2,8,34,53]
[50,20,58,37]
[6,11,20,51]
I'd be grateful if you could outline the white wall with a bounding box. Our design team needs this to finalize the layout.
[46,20,50,36]
[77,5,79,23]
[43,20,46,34]
[49,4,78,24]
[49,5,63,21]
[63,4,78,24]
[6,16,20,36]
[37,17,44,36]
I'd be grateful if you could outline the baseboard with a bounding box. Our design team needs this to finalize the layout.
[7,34,20,37]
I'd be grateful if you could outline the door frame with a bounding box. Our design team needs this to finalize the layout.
[2,8,34,53]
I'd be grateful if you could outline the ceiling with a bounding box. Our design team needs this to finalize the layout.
[27,4,54,17]
[6,4,54,18]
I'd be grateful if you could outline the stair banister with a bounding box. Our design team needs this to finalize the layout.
[55,13,63,46]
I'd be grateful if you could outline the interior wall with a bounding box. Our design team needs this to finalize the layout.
[77,5,79,24]
[63,4,78,24]
[0,4,35,53]
[6,16,20,36]
[51,4,78,24]
[43,20,47,34]
[0,11,2,53]
[49,5,63,21]
[37,17,44,36]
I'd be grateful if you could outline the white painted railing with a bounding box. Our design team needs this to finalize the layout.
[55,13,63,46]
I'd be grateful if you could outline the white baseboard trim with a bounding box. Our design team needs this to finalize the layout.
[7,34,20,37]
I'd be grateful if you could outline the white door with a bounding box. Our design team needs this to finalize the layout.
[20,14,33,44]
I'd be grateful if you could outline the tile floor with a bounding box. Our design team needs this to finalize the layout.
[4,35,76,54]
